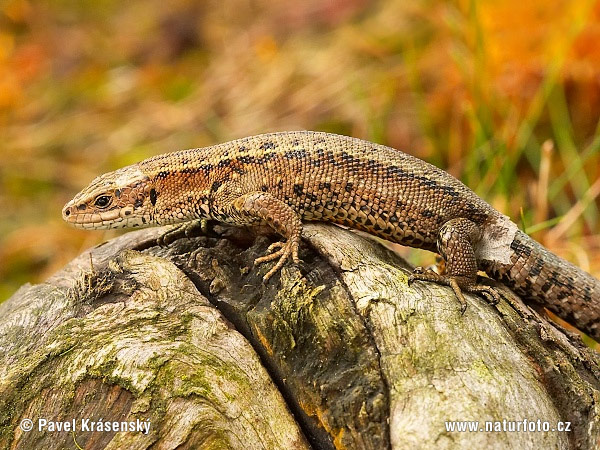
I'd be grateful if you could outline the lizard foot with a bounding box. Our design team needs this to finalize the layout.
[254,239,301,282]
[408,268,500,314]
[157,219,209,247]
[464,284,501,306]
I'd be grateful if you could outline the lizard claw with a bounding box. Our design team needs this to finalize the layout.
[409,268,501,312]
[254,238,300,282]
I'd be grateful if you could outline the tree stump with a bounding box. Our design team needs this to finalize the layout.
[1,223,599,449]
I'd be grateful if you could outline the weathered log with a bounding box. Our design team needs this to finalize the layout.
[0,223,599,449]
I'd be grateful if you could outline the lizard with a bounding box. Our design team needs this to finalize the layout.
[62,131,600,341]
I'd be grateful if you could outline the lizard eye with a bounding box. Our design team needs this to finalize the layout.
[94,195,112,208]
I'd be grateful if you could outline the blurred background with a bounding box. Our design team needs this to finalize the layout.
[1,0,599,338]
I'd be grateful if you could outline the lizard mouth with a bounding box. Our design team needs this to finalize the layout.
[62,201,124,229]
[62,201,151,230]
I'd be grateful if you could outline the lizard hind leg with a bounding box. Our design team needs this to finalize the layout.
[408,218,500,313]
[224,192,302,282]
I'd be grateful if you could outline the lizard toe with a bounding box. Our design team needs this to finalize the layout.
[255,239,301,282]
[157,224,184,247]
[157,220,207,247]
[466,285,501,306]
[255,243,286,265]
[408,267,442,286]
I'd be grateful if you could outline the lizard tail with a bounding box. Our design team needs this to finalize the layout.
[484,230,600,341]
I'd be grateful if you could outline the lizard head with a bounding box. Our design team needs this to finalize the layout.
[62,165,155,229]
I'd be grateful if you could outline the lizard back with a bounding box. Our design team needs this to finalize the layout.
[140,131,497,251]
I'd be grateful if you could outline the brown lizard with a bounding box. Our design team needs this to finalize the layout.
[62,131,600,340]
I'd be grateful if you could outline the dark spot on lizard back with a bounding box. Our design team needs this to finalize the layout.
[419,177,437,189]
[438,185,458,197]
[211,181,222,192]
[293,184,304,196]
[340,152,352,162]
[232,165,245,175]
[260,141,276,150]
[258,152,277,163]
[386,165,406,177]
[181,167,200,175]
[306,192,319,203]
[284,149,308,160]
[150,189,157,206]
[237,155,256,164]
[366,159,377,170]
[309,149,324,167]
[134,198,143,208]
[326,151,341,167]
[217,158,231,168]
[396,199,407,209]
[405,215,419,229]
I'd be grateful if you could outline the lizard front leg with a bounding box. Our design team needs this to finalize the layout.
[157,219,211,246]
[220,192,302,281]
[409,218,500,312]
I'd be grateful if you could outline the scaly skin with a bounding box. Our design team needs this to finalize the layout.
[63,131,600,340]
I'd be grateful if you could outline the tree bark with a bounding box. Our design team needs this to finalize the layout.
[0,223,599,449]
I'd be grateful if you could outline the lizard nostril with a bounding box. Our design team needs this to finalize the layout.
[65,209,71,216]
